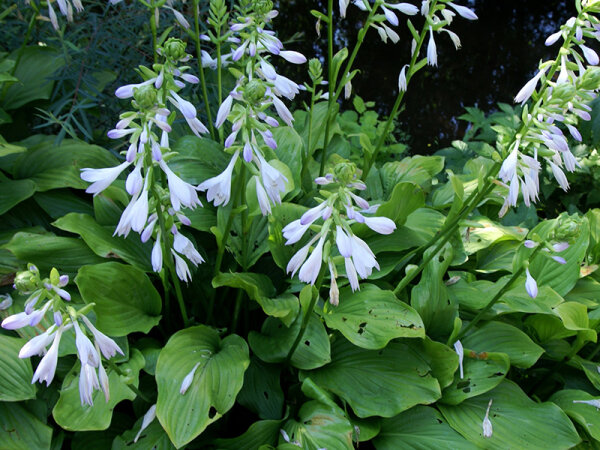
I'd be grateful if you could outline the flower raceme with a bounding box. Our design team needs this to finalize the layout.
[499,11,600,215]
[81,39,205,282]
[283,166,396,304]
[199,1,305,215]
[1,267,123,406]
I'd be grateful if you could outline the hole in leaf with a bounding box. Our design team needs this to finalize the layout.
[462,387,471,393]
[209,406,217,419]
[456,380,469,389]
[263,391,269,400]
[357,321,367,335]
[304,340,311,346]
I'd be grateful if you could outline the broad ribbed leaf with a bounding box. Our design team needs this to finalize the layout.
[550,389,600,441]
[212,272,298,326]
[156,326,249,448]
[212,420,282,449]
[169,136,229,184]
[75,262,161,336]
[5,232,105,274]
[441,350,509,405]
[302,338,441,418]
[237,357,284,420]
[53,213,152,271]
[0,402,52,450]
[323,284,424,349]
[0,335,36,401]
[439,380,580,449]
[0,179,36,214]
[281,378,354,450]
[374,406,478,449]
[461,321,544,368]
[249,314,330,370]
[113,420,175,450]
[53,349,145,431]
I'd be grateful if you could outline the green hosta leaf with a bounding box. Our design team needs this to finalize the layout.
[411,247,457,339]
[462,218,527,255]
[0,179,36,214]
[113,419,175,450]
[374,406,479,450]
[0,335,36,401]
[212,272,298,326]
[302,337,441,418]
[439,380,581,449]
[169,136,229,184]
[571,356,600,391]
[12,136,119,191]
[418,338,460,389]
[4,232,105,275]
[34,190,94,219]
[323,284,424,349]
[2,46,63,110]
[93,185,129,226]
[71,413,133,450]
[53,213,152,271]
[565,277,600,308]
[212,420,283,449]
[461,321,544,369]
[375,182,424,224]
[477,240,521,273]
[249,315,330,370]
[273,126,303,195]
[518,216,589,296]
[549,389,600,442]
[237,357,284,420]
[281,378,354,450]
[186,206,217,233]
[75,262,162,336]
[156,325,250,448]
[53,349,145,431]
[380,155,444,195]
[404,208,446,245]
[0,402,52,450]
[441,350,509,405]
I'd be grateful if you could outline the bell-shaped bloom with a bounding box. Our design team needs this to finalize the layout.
[215,95,233,128]
[134,405,157,443]
[453,340,464,379]
[447,2,478,20]
[258,153,287,205]
[386,2,418,15]
[271,95,294,126]
[482,400,493,438]
[363,216,396,235]
[427,27,437,66]
[279,51,307,64]
[32,326,64,386]
[282,219,311,245]
[79,363,100,406]
[159,160,202,211]
[298,237,325,285]
[180,362,201,395]
[398,65,408,92]
[2,311,33,330]
[198,151,238,206]
[335,226,353,258]
[525,268,538,298]
[19,328,56,358]
[256,178,272,216]
[350,235,380,279]
[74,320,100,367]
[345,257,360,291]
[286,237,317,277]
[172,250,192,282]
[173,232,204,266]
[81,161,131,195]
[514,69,546,104]
[98,362,110,403]
[80,315,124,359]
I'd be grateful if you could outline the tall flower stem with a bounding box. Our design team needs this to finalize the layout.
[149,4,158,64]
[215,27,224,143]
[392,164,498,296]
[231,166,248,332]
[206,166,245,323]
[285,266,327,364]
[319,4,378,176]
[392,8,581,297]
[361,0,439,181]
[154,194,189,326]
[318,0,335,177]
[193,0,216,139]
[454,245,542,342]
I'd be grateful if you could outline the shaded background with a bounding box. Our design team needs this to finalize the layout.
[275,0,575,152]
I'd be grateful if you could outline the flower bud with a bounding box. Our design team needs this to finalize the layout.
[309,58,323,82]
[253,0,274,15]
[579,67,600,91]
[134,85,158,110]
[244,79,267,104]
[14,270,38,293]
[163,38,187,61]
[333,162,357,185]
[551,82,575,102]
